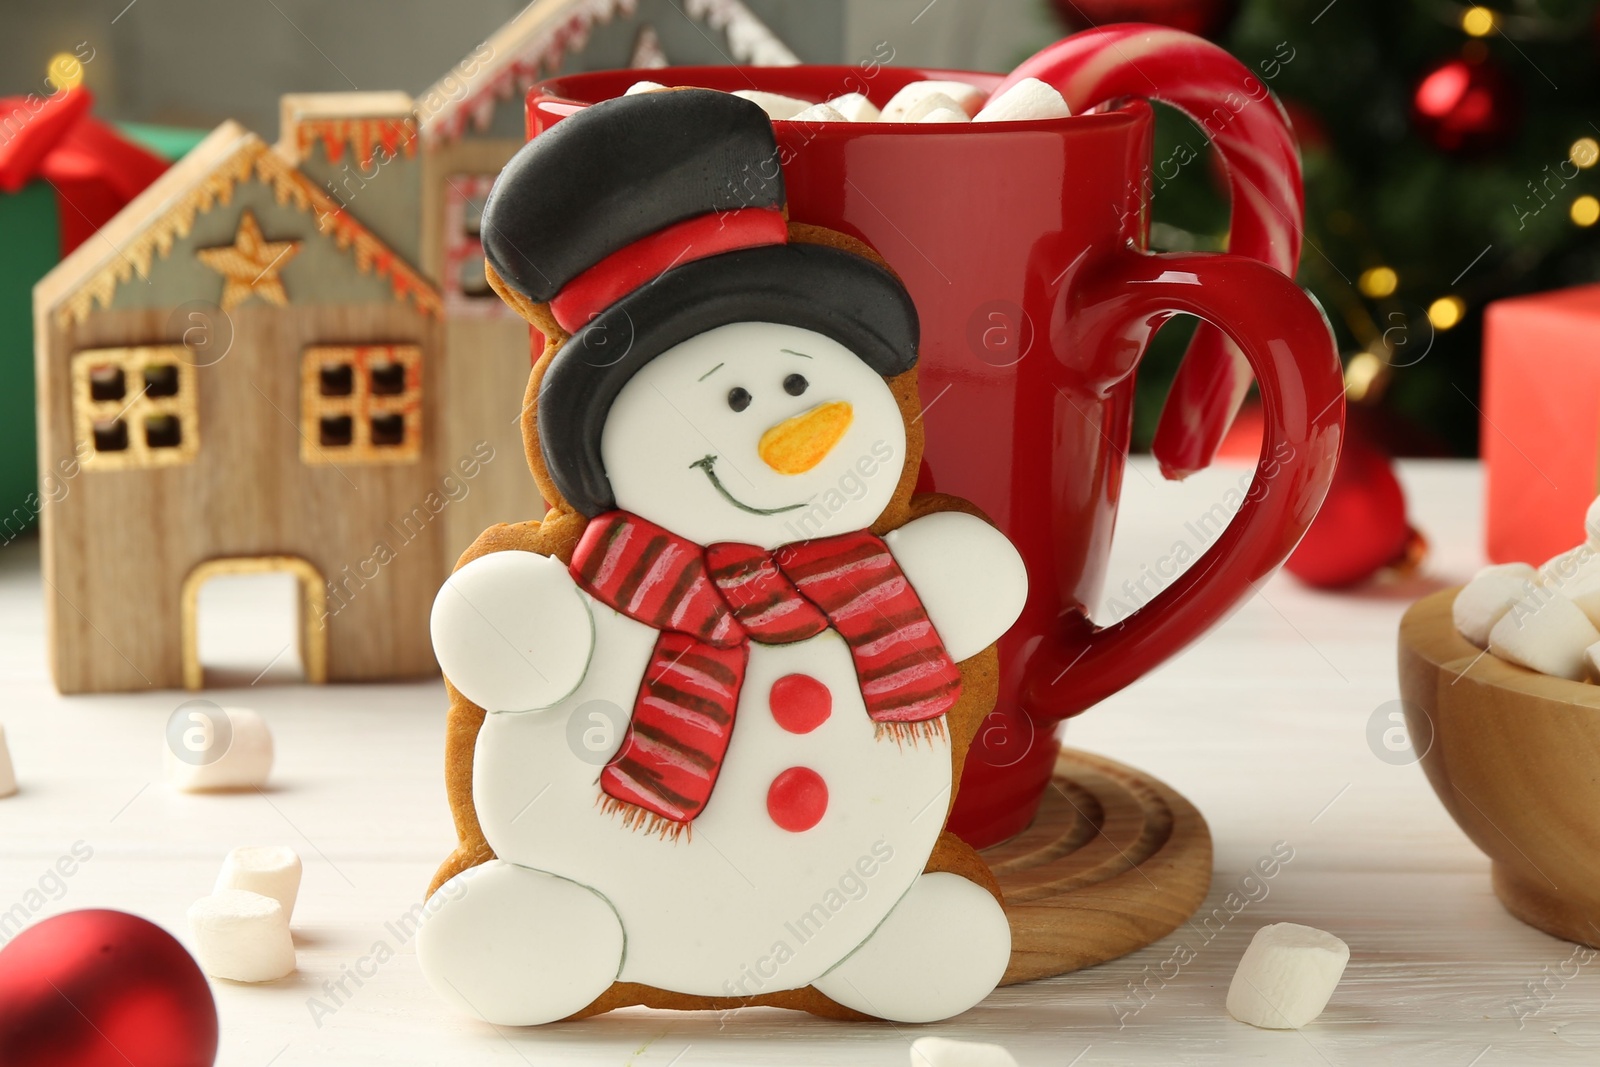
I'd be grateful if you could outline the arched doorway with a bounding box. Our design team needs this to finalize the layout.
[181,556,328,690]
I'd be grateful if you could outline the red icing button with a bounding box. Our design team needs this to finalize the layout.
[767,767,828,832]
[768,673,831,734]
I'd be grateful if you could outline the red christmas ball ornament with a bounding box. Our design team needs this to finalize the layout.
[1286,425,1424,589]
[1049,0,1239,38]
[1281,98,1331,155]
[1411,51,1520,155]
[0,910,218,1067]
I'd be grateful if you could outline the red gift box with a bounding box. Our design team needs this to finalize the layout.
[1483,284,1600,565]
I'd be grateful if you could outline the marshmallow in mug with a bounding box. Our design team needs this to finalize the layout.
[826,92,880,122]
[729,89,813,120]
[791,102,848,123]
[973,77,1073,122]
[880,80,986,121]
[626,78,1071,124]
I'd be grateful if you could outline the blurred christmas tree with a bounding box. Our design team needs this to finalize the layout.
[1055,0,1600,456]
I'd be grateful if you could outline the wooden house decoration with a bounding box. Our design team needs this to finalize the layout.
[409,0,797,319]
[34,0,796,695]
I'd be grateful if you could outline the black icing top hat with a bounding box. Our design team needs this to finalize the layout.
[481,87,920,519]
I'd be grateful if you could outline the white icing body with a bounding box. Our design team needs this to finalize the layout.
[476,591,951,995]
[423,322,1029,1022]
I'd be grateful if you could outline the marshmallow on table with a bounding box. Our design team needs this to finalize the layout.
[881,79,985,121]
[909,1036,1019,1067]
[1451,562,1538,648]
[791,102,848,123]
[1227,923,1349,1030]
[188,890,296,983]
[164,706,274,792]
[624,80,666,95]
[0,723,15,799]
[974,77,1072,122]
[827,92,880,122]
[730,89,814,120]
[1489,592,1600,682]
[216,846,302,920]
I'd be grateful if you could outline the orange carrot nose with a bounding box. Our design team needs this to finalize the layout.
[758,401,853,474]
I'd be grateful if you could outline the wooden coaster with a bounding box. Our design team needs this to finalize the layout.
[983,746,1214,984]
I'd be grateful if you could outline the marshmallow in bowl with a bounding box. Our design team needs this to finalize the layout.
[1488,593,1600,682]
[1587,497,1600,549]
[826,92,880,122]
[1534,543,1600,626]
[918,107,970,124]
[1586,640,1600,682]
[1555,557,1600,627]
[624,80,666,95]
[1539,543,1598,586]
[881,80,986,122]
[1452,563,1538,648]
[974,77,1072,122]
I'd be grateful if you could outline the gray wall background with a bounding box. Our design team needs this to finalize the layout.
[2,0,1060,138]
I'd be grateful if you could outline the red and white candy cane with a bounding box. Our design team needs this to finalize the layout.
[994,24,1305,480]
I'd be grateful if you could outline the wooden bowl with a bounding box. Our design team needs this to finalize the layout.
[1399,587,1600,947]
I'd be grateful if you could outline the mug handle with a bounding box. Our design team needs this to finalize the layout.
[1020,246,1344,719]
[998,24,1305,479]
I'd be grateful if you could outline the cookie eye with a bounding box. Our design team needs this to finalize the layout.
[727,387,752,412]
[783,373,808,397]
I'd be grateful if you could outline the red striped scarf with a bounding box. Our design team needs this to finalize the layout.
[569,511,962,835]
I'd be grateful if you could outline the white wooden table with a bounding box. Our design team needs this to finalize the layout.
[3,459,1594,1066]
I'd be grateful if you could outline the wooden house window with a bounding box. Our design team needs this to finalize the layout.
[300,345,422,465]
[443,174,509,316]
[71,347,199,470]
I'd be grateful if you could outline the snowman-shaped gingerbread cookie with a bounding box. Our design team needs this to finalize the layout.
[418,88,1029,1026]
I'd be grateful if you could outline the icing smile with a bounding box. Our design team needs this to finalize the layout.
[690,455,809,515]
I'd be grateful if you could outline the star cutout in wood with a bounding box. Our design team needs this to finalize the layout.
[196,209,302,312]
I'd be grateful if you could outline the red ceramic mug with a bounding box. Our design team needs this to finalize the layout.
[527,41,1344,849]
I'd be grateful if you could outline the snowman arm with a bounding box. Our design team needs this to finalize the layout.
[885,512,1029,663]
[430,551,596,713]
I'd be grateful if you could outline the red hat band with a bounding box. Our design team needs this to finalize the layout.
[548,206,789,333]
